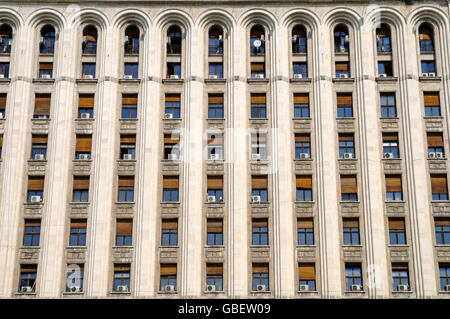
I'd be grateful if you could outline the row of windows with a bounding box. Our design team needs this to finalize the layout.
[17,261,450,294]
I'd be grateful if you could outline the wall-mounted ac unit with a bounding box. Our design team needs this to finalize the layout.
[34,154,45,161]
[30,195,42,203]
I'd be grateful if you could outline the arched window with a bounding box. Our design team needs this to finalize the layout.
[0,24,12,54]
[419,24,434,52]
[208,26,223,55]
[125,25,140,55]
[250,25,265,55]
[376,24,391,52]
[40,25,55,54]
[292,25,307,54]
[82,26,97,54]
[334,25,349,53]
[167,25,182,55]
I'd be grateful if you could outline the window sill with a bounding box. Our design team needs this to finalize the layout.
[205,245,225,248]
[15,292,37,296]
[250,245,270,248]
[162,78,184,84]
[205,201,225,204]
[247,78,269,83]
[293,117,312,121]
[332,77,355,83]
[119,78,141,84]
[427,157,447,160]
[162,117,182,121]
[294,200,315,204]
[341,244,363,248]
[73,159,92,162]
[161,201,181,205]
[110,291,131,295]
[66,245,87,249]
[423,116,443,120]
[112,245,134,249]
[338,157,357,161]
[0,78,11,83]
[392,290,413,294]
[31,117,51,121]
[160,245,179,248]
[158,290,178,294]
[388,244,409,248]
[75,117,94,121]
[249,117,268,121]
[62,291,84,296]
[290,77,312,83]
[119,118,139,122]
[380,117,400,120]
[339,200,360,204]
[115,201,136,205]
[294,158,313,161]
[385,200,406,204]
[382,157,401,160]
[117,158,137,162]
[419,76,441,82]
[28,159,47,162]
[33,78,55,84]
[431,200,450,204]
[24,201,44,206]
[296,245,317,248]
[435,244,450,247]
[204,78,226,84]
[75,78,98,84]
[69,201,90,205]
[204,290,225,294]
[20,246,40,250]
[376,76,398,83]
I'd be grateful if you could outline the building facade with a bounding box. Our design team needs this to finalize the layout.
[0,0,449,299]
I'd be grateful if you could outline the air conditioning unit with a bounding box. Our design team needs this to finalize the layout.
[251,153,261,161]
[123,154,134,160]
[164,285,175,292]
[206,284,216,292]
[339,46,346,52]
[252,195,261,203]
[445,284,450,291]
[256,284,267,292]
[0,112,4,119]
[30,195,42,203]
[21,286,33,293]
[0,74,4,78]
[436,152,444,158]
[117,285,129,292]
[207,195,217,203]
[351,284,362,291]
[170,74,180,79]
[79,154,90,160]
[339,73,349,78]
[70,286,82,293]
[80,113,91,119]
[379,74,387,77]
[300,153,310,160]
[37,114,49,119]
[428,152,436,159]
[299,284,310,292]
[209,74,218,79]
[34,153,45,160]
[254,74,264,79]
[397,284,409,292]
[343,152,353,159]
[123,36,129,44]
[428,72,436,77]
[84,74,94,80]
[168,153,178,160]
[384,152,394,159]
[344,35,349,43]
[421,73,429,77]
[293,73,303,79]
[41,74,51,79]
[164,113,173,119]
[209,154,220,160]
[124,74,133,79]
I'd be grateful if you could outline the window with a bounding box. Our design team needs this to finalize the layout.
[424,92,440,117]
[339,134,355,159]
[337,93,353,118]
[120,135,136,159]
[72,176,89,202]
[206,263,223,291]
[299,263,316,291]
[383,133,399,158]
[116,219,132,246]
[19,265,37,292]
[334,26,349,53]
[161,219,178,246]
[343,219,360,245]
[292,25,307,54]
[164,133,180,159]
[207,176,223,202]
[82,63,96,78]
[75,134,92,159]
[392,263,409,291]
[124,25,139,54]
[208,94,224,119]
[385,175,403,201]
[34,93,51,119]
[294,93,309,118]
[380,93,396,118]
[341,175,357,201]
[431,175,448,200]
[163,176,179,202]
[345,264,362,291]
[166,63,181,78]
[209,26,223,55]
[439,264,450,291]
[124,63,138,79]
[251,131,267,160]
[27,176,44,202]
[167,26,182,55]
[297,218,314,245]
[118,176,134,202]
[251,93,266,119]
[0,93,6,119]
[23,220,40,247]
[0,24,12,54]
[207,219,223,246]
[251,175,268,202]
[31,135,47,160]
[250,62,265,78]
[82,26,97,55]
[160,264,177,291]
[295,134,310,159]
[378,61,393,77]
[376,25,391,52]
[421,61,435,75]
[427,133,444,158]
[70,219,87,246]
[435,218,450,245]
[122,94,137,119]
[252,263,269,291]
[40,25,55,54]
[113,264,130,292]
[78,94,94,118]
[293,62,307,78]
[66,264,84,292]
[419,24,434,52]
[250,25,265,55]
[209,63,223,78]
[335,62,350,78]
[0,62,9,78]
[296,175,312,201]
[165,94,181,119]
[389,218,406,245]
[252,218,268,246]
